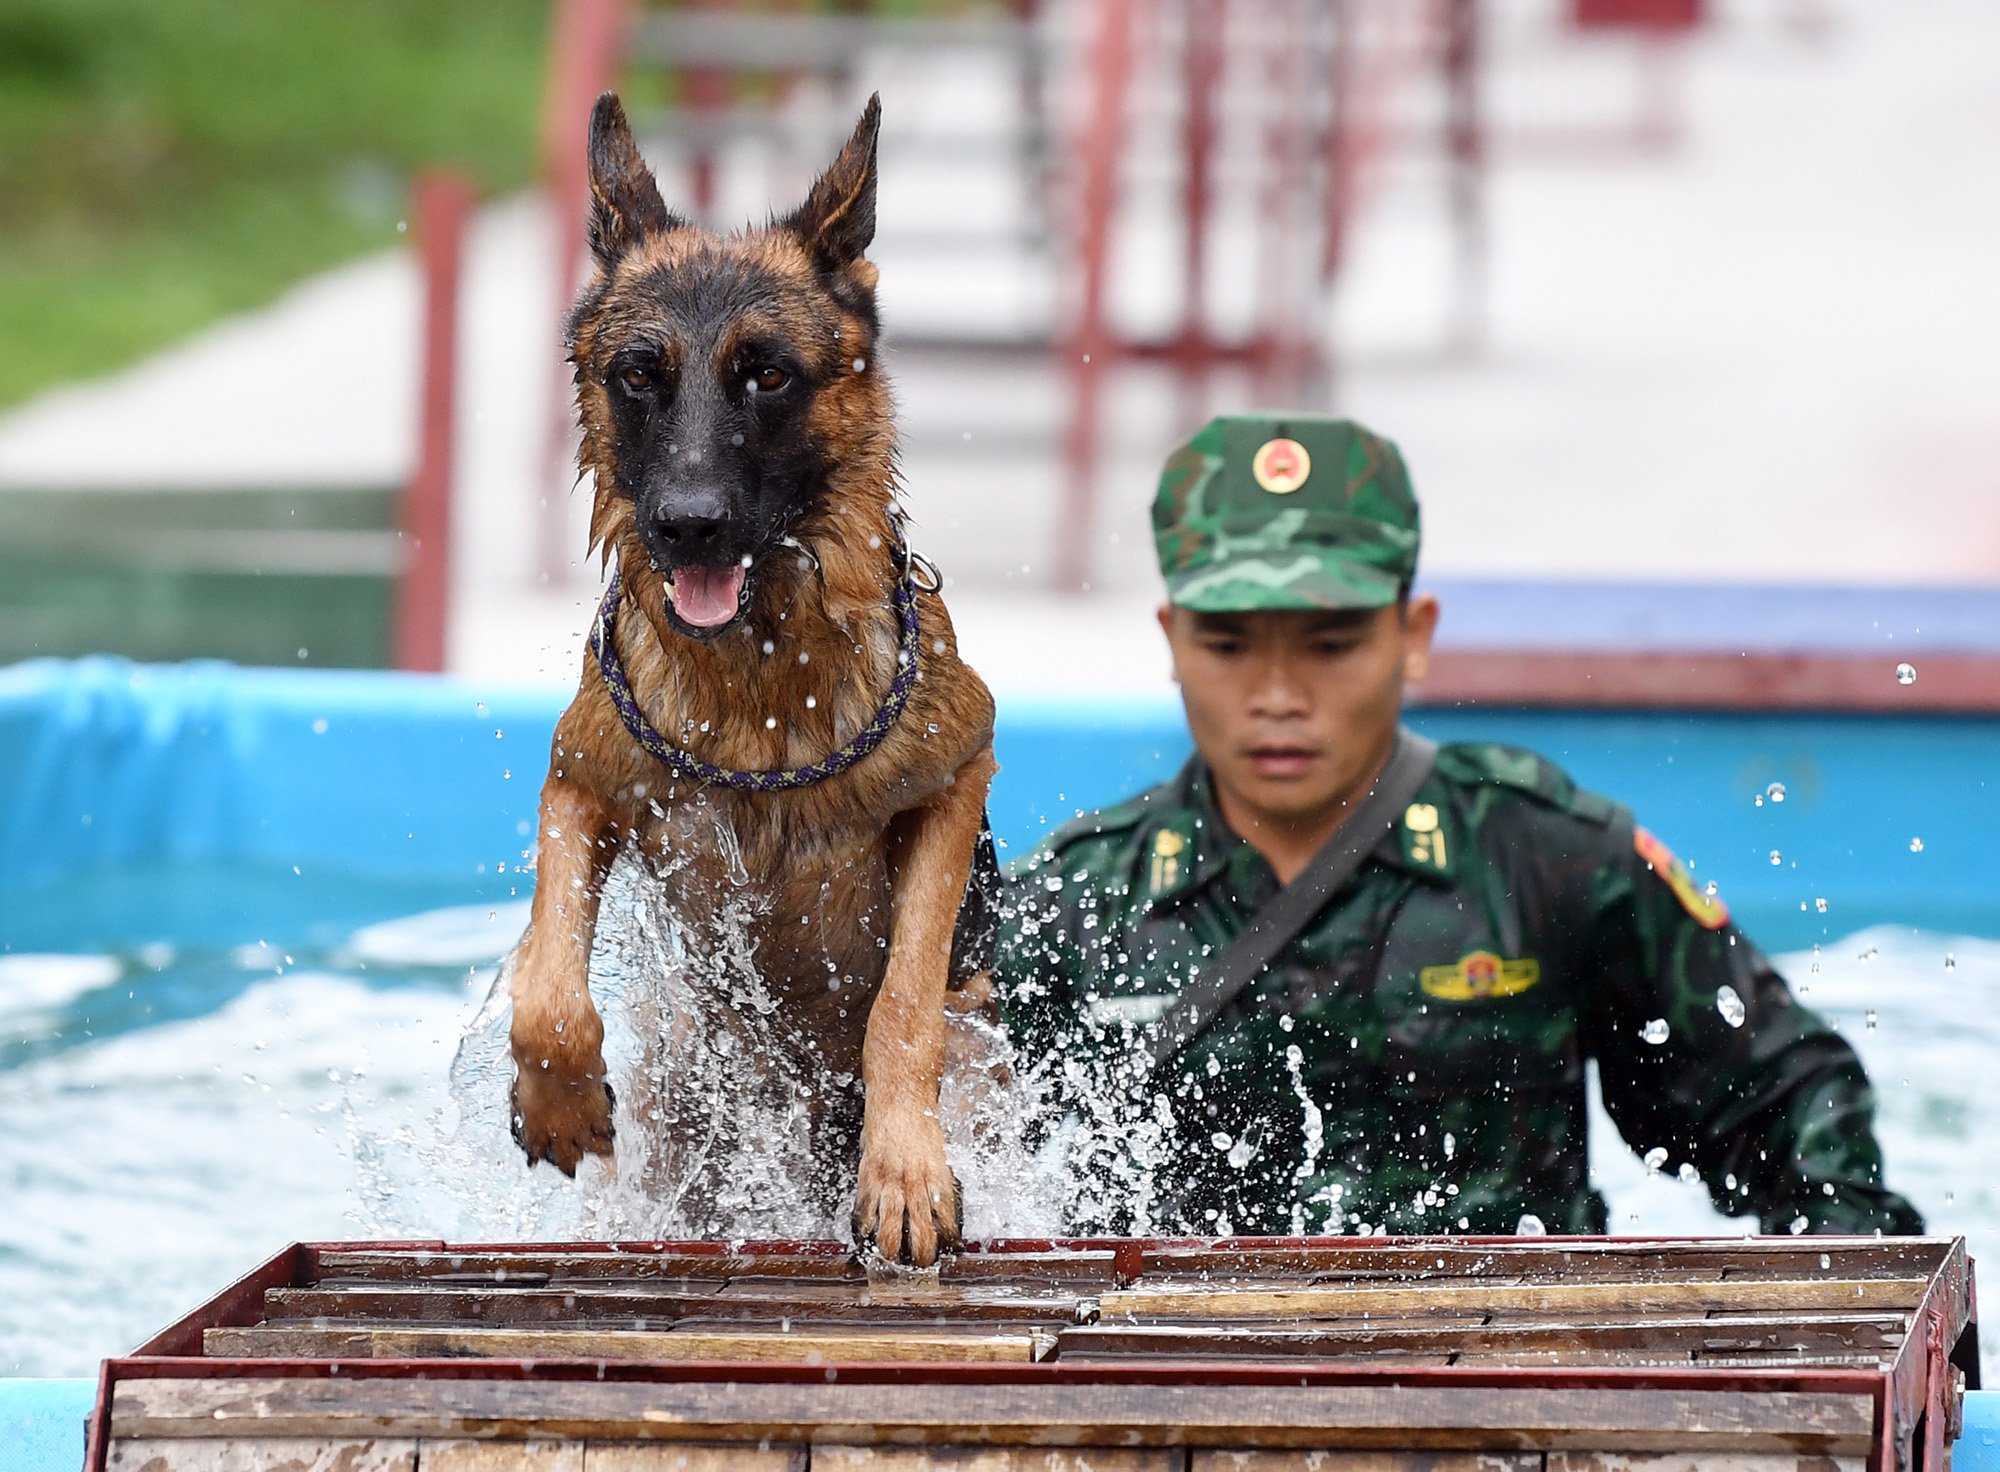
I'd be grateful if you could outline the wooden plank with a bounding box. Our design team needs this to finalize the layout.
[587,1446,804,1472]
[1097,1277,1929,1322]
[1192,1454,1539,1472]
[1054,1312,1908,1362]
[108,1440,416,1471]
[203,1323,1048,1364]
[813,1449,1181,1472]
[940,1253,1120,1286]
[269,1283,1081,1328]
[109,1377,1877,1455]
[420,1445,583,1471]
[1547,1456,1864,1472]
[1137,1241,1952,1284]
[265,1287,712,1326]
[310,1251,856,1286]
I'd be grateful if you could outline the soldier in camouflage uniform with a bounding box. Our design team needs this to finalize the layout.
[996,413,1921,1238]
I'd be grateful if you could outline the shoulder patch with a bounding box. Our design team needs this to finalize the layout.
[1400,801,1450,872]
[1146,824,1190,898]
[1634,826,1730,930]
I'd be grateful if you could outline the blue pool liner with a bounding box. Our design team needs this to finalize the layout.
[3,656,1998,952]
[2,1377,95,1472]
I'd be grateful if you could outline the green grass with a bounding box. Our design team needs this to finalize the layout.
[0,0,551,408]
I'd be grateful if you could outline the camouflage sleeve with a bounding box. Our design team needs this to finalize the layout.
[1581,822,1924,1235]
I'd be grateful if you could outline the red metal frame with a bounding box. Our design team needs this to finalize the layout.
[393,172,475,673]
[1415,649,2000,714]
[87,1234,1975,1472]
[538,0,631,586]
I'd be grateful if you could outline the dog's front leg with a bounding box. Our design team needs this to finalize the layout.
[509,773,621,1175]
[853,746,998,1266]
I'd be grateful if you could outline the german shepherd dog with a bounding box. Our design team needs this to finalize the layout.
[506,93,996,1267]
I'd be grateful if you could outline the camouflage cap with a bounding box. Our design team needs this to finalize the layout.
[1152,414,1420,612]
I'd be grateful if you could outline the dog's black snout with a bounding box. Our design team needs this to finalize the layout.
[653,487,731,553]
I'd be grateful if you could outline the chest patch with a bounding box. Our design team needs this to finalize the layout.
[1419,949,1540,1002]
[1634,826,1730,930]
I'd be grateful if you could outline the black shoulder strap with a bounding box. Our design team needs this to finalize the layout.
[1143,729,1439,1076]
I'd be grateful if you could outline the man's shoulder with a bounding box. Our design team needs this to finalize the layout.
[1433,739,1625,831]
[1011,768,1194,885]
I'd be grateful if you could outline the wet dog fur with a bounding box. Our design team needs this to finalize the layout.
[506,93,997,1267]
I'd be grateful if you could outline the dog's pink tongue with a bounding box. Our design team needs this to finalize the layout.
[668,564,747,628]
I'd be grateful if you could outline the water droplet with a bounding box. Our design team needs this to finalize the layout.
[1789,1215,1809,1235]
[1768,849,1783,866]
[1676,1161,1700,1186]
[805,695,817,709]
[764,716,777,729]
[1643,1146,1669,1173]
[1515,1214,1546,1236]
[1210,1131,1233,1151]
[311,717,329,735]
[1895,662,1917,685]
[1766,782,1786,803]
[852,357,867,373]
[761,640,775,655]
[1715,985,1746,1028]
[1865,1009,1877,1031]
[1639,1018,1670,1045]
[1909,836,1924,853]
[1945,953,1956,971]
[1815,897,1828,913]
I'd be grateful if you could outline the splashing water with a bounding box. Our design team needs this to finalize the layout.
[352,850,1062,1246]
[1714,984,1746,1028]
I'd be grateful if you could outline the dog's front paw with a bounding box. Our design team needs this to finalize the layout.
[510,1059,616,1176]
[852,1111,962,1268]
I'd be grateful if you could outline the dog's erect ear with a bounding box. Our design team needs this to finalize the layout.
[782,94,881,270]
[587,92,679,268]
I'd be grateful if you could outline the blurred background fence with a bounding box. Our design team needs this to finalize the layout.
[0,0,1994,712]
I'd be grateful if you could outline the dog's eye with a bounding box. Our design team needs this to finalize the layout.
[619,365,654,393]
[751,366,790,394]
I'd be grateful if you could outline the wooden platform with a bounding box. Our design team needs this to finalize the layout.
[89,1236,1980,1472]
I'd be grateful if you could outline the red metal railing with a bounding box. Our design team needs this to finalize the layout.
[394,171,476,673]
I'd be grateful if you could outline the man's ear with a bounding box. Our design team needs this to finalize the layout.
[782,93,881,271]
[1402,594,1441,682]
[1157,603,1181,683]
[586,92,681,269]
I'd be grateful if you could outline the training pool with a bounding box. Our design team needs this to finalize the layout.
[2,657,1996,1392]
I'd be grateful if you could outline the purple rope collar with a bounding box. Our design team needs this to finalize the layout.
[589,551,922,793]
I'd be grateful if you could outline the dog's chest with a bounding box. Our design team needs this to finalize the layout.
[638,798,894,999]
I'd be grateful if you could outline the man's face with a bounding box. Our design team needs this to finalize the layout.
[1159,598,1440,827]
